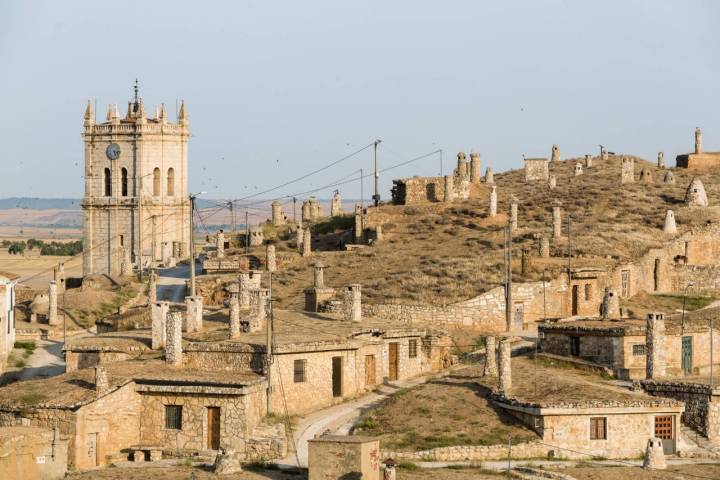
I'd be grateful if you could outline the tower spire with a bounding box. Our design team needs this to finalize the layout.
[83,100,94,126]
[178,100,188,125]
[132,78,140,115]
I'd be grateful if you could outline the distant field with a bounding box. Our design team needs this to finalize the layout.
[0,254,82,288]
[0,225,82,241]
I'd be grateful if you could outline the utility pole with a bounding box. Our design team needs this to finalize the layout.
[372,139,382,207]
[292,197,297,223]
[245,210,249,254]
[267,271,273,413]
[360,168,365,235]
[505,223,513,332]
[567,215,572,281]
[229,201,235,233]
[439,149,443,176]
[711,316,715,389]
[189,194,197,296]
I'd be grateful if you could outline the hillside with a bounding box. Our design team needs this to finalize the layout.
[255,154,720,309]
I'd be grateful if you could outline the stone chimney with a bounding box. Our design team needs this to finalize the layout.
[271,201,285,226]
[456,152,467,177]
[552,201,562,238]
[239,272,251,309]
[469,151,481,182]
[548,175,556,190]
[165,311,183,366]
[601,287,620,320]
[663,171,675,185]
[443,175,454,203]
[296,226,304,253]
[601,148,609,161]
[483,336,498,376]
[643,438,667,470]
[331,191,343,217]
[584,154,593,168]
[228,284,240,339]
[657,152,665,169]
[521,248,532,275]
[485,167,494,184]
[94,366,109,393]
[48,280,59,326]
[121,248,132,276]
[646,312,666,380]
[344,284,362,322]
[663,210,677,234]
[695,127,702,154]
[302,229,312,257]
[498,339,512,393]
[185,296,203,332]
[216,230,225,259]
[685,178,709,207]
[574,162,583,176]
[621,157,635,184]
[149,270,157,304]
[302,201,311,223]
[249,288,268,332]
[551,144,560,163]
[354,204,363,242]
[151,301,169,349]
[539,236,550,258]
[266,244,276,272]
[640,169,653,183]
[489,186,497,217]
[313,262,325,288]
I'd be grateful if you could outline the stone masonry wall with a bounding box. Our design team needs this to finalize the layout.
[642,381,718,441]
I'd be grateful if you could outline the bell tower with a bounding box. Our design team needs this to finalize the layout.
[81,82,191,276]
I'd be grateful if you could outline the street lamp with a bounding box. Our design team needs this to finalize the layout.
[681,281,695,335]
[188,191,206,297]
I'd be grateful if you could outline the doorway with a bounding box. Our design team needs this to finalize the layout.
[207,407,221,450]
[654,258,661,291]
[388,343,399,381]
[571,285,579,316]
[621,270,630,298]
[682,336,693,374]
[332,356,343,397]
[514,303,525,330]
[365,354,376,387]
[654,415,675,454]
[85,433,98,468]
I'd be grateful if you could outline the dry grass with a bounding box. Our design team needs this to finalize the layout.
[547,463,720,479]
[352,365,537,451]
[265,155,720,308]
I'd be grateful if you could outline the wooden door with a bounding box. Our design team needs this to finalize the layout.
[571,285,579,315]
[621,270,630,298]
[682,336,693,374]
[85,433,97,467]
[207,407,221,450]
[388,343,399,381]
[365,354,376,387]
[654,415,675,454]
[332,357,343,397]
[514,303,524,330]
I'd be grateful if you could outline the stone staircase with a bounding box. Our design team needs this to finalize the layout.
[680,425,720,457]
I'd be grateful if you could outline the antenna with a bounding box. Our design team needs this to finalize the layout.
[132,78,140,113]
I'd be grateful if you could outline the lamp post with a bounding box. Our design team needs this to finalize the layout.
[680,281,694,335]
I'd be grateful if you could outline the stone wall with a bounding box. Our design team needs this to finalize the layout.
[74,383,141,469]
[672,265,720,294]
[308,436,380,480]
[642,381,720,443]
[0,426,68,480]
[96,306,151,333]
[383,441,550,462]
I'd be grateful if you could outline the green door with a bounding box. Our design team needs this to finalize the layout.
[681,336,692,374]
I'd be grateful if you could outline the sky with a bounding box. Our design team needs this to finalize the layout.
[1,0,719,204]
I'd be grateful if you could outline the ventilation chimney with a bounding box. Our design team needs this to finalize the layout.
[151,301,169,350]
[94,366,109,393]
[165,311,183,366]
[344,284,362,322]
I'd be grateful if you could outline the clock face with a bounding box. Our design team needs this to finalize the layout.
[106,143,121,160]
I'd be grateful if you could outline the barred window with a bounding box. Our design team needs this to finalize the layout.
[165,405,182,430]
[294,359,306,383]
[633,344,646,356]
[408,339,418,358]
[590,417,606,440]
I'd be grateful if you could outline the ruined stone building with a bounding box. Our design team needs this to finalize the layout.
[81,87,191,276]
[676,127,720,169]
[0,271,18,373]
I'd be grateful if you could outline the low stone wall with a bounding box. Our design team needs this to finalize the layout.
[382,442,551,462]
[96,306,151,333]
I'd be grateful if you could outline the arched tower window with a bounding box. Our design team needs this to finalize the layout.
[167,167,175,197]
[104,168,111,197]
[121,168,128,197]
[153,167,161,196]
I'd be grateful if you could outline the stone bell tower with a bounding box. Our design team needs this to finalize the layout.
[81,83,191,276]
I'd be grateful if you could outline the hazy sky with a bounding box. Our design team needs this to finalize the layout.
[1,1,719,204]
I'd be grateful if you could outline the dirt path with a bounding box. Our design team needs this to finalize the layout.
[278,368,456,468]
[156,264,190,303]
[17,339,67,381]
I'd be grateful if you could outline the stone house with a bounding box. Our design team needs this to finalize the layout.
[492,357,686,457]
[0,426,68,480]
[0,271,19,372]
[0,361,270,470]
[539,308,720,380]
